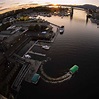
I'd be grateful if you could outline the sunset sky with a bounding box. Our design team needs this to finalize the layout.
[0,0,99,14]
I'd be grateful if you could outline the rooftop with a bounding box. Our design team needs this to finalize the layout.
[0,26,23,41]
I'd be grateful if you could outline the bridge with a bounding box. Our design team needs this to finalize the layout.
[46,4,85,11]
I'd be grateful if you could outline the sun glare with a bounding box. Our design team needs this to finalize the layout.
[51,3,59,8]
[52,3,58,6]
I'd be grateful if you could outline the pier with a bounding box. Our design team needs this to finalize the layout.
[47,22,61,28]
[0,15,61,98]
[29,51,46,57]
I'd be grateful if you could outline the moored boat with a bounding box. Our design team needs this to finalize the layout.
[42,45,50,50]
[59,26,64,33]
[31,73,40,84]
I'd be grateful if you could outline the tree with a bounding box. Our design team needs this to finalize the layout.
[28,25,35,31]
[41,25,47,31]
[34,24,41,31]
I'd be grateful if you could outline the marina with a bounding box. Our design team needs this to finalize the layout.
[17,9,99,99]
[10,17,62,97]
[0,5,99,99]
[0,14,62,98]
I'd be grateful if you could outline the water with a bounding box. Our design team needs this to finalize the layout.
[17,9,99,99]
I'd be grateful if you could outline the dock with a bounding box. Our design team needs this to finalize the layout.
[0,16,61,98]
[28,51,46,57]
[47,21,61,28]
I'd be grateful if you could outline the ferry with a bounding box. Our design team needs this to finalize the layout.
[69,65,79,74]
[64,65,79,80]
[31,73,40,84]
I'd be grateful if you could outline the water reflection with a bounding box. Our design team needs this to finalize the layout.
[70,7,73,21]
[60,31,64,35]
[86,15,89,24]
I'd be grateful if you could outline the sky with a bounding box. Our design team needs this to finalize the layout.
[0,0,99,14]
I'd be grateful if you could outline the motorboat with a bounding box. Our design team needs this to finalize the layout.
[42,45,50,50]
[59,26,64,33]
[24,54,31,58]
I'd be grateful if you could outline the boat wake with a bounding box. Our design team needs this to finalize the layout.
[39,65,72,84]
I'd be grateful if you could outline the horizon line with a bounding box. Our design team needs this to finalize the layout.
[0,3,98,14]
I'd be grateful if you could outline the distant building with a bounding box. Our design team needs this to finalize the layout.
[96,8,99,12]
[0,25,28,53]
[93,13,99,20]
[2,17,16,24]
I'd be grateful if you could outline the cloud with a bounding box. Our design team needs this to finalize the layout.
[0,6,2,8]
[0,8,9,11]
[0,2,4,5]
[11,2,20,5]
[9,0,14,1]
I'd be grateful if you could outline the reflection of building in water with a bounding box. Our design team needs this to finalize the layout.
[70,7,74,20]
[86,15,89,24]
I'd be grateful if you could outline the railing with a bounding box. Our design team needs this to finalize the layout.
[11,63,30,92]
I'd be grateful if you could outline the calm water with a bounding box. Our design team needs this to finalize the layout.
[17,9,99,99]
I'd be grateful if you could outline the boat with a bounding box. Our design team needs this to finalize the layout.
[24,54,31,58]
[59,26,64,34]
[42,45,50,50]
[65,65,79,80]
[31,73,40,84]
[64,65,79,80]
[69,65,79,74]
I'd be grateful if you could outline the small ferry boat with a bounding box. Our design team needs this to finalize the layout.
[59,26,64,33]
[69,65,79,74]
[42,45,50,50]
[64,65,79,80]
[31,73,40,84]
